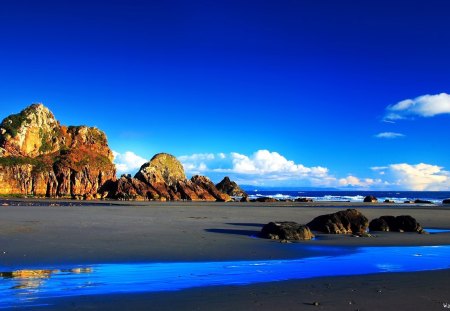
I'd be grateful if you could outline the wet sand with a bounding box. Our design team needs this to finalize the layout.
[1,200,449,310]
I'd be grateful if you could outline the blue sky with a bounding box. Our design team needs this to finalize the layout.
[1,0,450,190]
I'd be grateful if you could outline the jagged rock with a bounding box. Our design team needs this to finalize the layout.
[190,175,231,202]
[105,153,231,201]
[240,196,250,202]
[260,222,314,240]
[363,195,378,203]
[306,209,369,234]
[0,104,116,198]
[369,215,426,233]
[215,176,247,197]
[443,199,450,204]
[101,175,159,201]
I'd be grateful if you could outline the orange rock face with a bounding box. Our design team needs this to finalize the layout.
[106,153,232,202]
[0,104,116,197]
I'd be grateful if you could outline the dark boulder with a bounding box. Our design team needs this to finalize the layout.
[369,218,390,232]
[379,216,398,231]
[295,197,313,202]
[443,199,450,204]
[369,215,426,233]
[363,195,378,203]
[306,209,369,234]
[396,215,424,232]
[260,222,314,240]
[414,199,433,204]
[384,199,395,203]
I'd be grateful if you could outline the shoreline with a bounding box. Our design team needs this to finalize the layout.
[1,201,449,310]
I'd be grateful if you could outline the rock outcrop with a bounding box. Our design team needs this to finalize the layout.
[443,199,450,204]
[215,176,247,197]
[260,222,314,240]
[306,209,369,234]
[369,215,427,233]
[0,104,116,198]
[363,195,378,203]
[105,153,232,201]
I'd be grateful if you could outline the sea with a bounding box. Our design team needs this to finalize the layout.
[245,190,450,204]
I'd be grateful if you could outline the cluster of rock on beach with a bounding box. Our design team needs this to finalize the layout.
[260,209,428,241]
[0,104,246,201]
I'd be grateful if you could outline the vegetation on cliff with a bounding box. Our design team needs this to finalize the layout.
[0,103,116,197]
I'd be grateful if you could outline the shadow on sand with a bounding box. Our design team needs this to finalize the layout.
[204,228,260,237]
[225,222,265,227]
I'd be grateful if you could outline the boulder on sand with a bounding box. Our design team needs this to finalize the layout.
[369,215,427,234]
[306,209,369,234]
[260,222,314,240]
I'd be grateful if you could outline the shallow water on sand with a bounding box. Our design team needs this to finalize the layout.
[1,244,450,308]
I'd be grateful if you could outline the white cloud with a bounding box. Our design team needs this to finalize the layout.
[388,163,450,191]
[385,93,450,120]
[178,153,215,162]
[179,149,336,186]
[113,151,148,175]
[371,166,388,171]
[115,150,450,191]
[178,153,228,176]
[374,132,405,139]
[338,176,385,188]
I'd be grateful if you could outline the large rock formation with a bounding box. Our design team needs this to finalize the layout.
[215,176,247,197]
[106,153,232,201]
[0,104,116,197]
[369,215,427,234]
[306,209,369,234]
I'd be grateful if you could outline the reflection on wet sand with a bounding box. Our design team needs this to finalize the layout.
[1,246,449,309]
[0,268,93,291]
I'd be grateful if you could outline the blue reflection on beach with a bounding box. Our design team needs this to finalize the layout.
[425,228,450,234]
[1,245,450,308]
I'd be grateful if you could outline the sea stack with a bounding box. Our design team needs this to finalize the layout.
[216,176,247,197]
[106,153,232,201]
[0,103,116,198]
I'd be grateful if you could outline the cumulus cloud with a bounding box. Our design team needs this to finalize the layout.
[388,163,450,191]
[338,176,383,188]
[228,150,329,177]
[178,153,226,175]
[179,150,336,186]
[384,93,450,120]
[374,132,405,139]
[113,151,147,175]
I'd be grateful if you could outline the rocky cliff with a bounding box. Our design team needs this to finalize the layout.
[0,104,116,197]
[105,153,232,201]
[216,176,247,197]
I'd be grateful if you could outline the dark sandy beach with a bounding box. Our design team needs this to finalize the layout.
[1,200,449,310]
